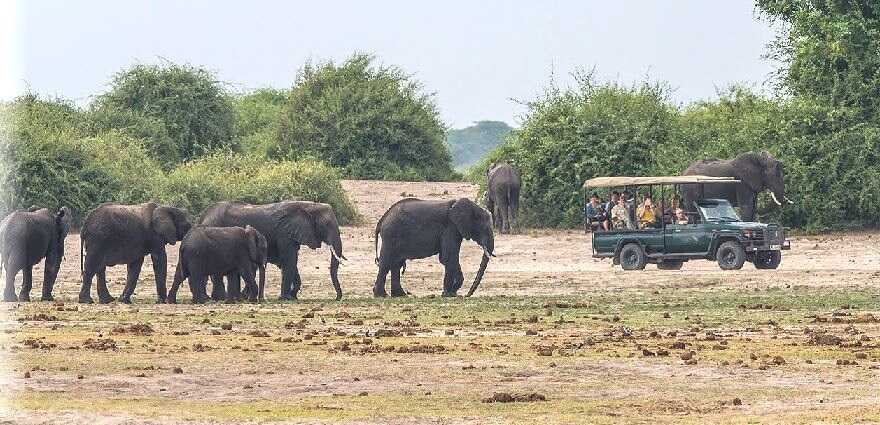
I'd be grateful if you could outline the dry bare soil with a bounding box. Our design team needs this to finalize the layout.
[3,180,880,424]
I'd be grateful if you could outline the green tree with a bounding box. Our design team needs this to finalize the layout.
[757,0,880,120]
[231,88,288,157]
[446,121,514,170]
[275,53,455,181]
[93,63,235,166]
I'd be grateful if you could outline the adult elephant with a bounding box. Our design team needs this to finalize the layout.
[682,151,790,221]
[167,225,268,304]
[1,206,71,302]
[79,203,192,304]
[199,201,345,301]
[373,198,494,298]
[486,163,521,233]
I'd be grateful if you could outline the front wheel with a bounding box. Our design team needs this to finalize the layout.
[754,250,781,269]
[717,241,745,270]
[619,243,647,271]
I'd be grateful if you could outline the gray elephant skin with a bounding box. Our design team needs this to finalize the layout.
[485,163,521,233]
[199,201,345,301]
[79,202,192,304]
[373,198,495,298]
[682,151,789,221]
[167,225,268,304]
[1,206,72,302]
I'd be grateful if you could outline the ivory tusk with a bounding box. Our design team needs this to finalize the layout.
[330,246,343,263]
[769,191,783,206]
[785,197,794,204]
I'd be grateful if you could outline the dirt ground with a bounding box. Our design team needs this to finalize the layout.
[2,180,880,424]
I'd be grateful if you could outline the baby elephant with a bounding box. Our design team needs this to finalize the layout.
[168,225,268,304]
[1,206,72,302]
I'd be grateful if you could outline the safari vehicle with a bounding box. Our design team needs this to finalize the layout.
[584,176,791,271]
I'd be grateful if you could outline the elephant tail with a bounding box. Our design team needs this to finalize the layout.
[373,225,380,265]
[79,233,84,275]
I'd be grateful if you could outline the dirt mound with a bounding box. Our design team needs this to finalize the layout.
[482,392,547,403]
[111,323,154,335]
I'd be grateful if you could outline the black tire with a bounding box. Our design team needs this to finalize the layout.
[717,241,746,270]
[657,260,684,270]
[754,250,781,269]
[619,243,647,271]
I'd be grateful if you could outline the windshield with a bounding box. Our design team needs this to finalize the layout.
[697,202,741,222]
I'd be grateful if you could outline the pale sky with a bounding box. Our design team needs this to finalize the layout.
[3,1,778,128]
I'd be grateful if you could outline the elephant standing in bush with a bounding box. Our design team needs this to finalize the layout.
[167,225,268,304]
[682,151,790,221]
[1,206,71,302]
[199,201,345,301]
[486,163,521,233]
[373,198,494,297]
[79,203,192,304]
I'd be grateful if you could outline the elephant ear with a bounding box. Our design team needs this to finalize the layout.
[449,198,476,240]
[152,206,178,244]
[245,225,260,264]
[55,206,71,240]
[279,206,321,249]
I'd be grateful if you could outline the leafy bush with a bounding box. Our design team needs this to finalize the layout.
[159,153,358,224]
[231,88,287,157]
[83,107,179,169]
[275,53,455,181]
[472,72,678,227]
[93,63,236,166]
[447,121,513,170]
[0,96,162,221]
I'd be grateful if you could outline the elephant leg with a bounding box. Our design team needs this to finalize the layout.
[240,266,258,303]
[96,268,115,304]
[226,272,242,303]
[451,266,464,293]
[79,260,98,304]
[151,251,168,303]
[279,247,300,300]
[509,189,519,233]
[19,266,33,302]
[390,263,405,297]
[42,260,59,302]
[499,200,510,234]
[3,266,18,302]
[373,260,391,298]
[441,262,458,297]
[167,263,185,304]
[120,257,144,304]
[210,274,226,302]
[191,274,208,304]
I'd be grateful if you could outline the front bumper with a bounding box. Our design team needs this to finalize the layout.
[744,239,790,251]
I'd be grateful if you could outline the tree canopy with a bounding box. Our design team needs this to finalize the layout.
[93,63,236,166]
[275,54,455,181]
[446,121,513,170]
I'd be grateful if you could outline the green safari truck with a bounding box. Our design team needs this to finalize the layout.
[584,176,790,271]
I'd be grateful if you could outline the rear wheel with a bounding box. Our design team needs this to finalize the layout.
[717,241,745,270]
[619,243,647,271]
[657,260,684,270]
[754,251,781,269]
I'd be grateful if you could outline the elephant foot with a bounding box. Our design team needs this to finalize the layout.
[18,294,31,302]
[98,296,116,304]
[156,296,166,304]
[334,292,343,301]
[166,297,178,305]
[211,292,226,302]
[78,295,94,304]
[3,293,18,302]
[441,291,458,298]
[372,288,388,298]
[390,289,407,297]
[41,295,54,302]
[279,294,297,301]
[120,296,132,305]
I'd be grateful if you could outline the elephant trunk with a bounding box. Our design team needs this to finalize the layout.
[466,253,490,297]
[327,231,344,301]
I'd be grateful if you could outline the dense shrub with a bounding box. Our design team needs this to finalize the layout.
[275,53,455,181]
[93,63,236,166]
[83,107,179,169]
[159,153,358,224]
[473,72,678,227]
[231,88,287,157]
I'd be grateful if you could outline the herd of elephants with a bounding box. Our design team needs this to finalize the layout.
[0,151,789,304]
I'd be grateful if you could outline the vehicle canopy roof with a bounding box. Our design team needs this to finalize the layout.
[582,175,740,189]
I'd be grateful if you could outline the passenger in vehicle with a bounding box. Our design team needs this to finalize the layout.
[603,191,619,230]
[611,197,632,230]
[636,196,657,229]
[621,191,636,229]
[584,193,607,231]
[674,208,690,225]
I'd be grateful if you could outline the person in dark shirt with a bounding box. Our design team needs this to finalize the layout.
[584,193,607,231]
